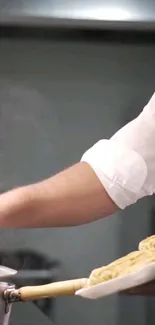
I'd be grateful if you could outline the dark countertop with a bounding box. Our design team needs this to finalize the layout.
[10,302,55,325]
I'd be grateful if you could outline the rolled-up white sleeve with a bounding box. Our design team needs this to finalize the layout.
[81,139,147,209]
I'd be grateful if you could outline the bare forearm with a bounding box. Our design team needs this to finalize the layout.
[0,162,118,228]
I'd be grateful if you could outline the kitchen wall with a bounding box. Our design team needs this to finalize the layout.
[0,30,154,325]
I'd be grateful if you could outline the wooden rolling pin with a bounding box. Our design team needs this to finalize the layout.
[4,278,88,302]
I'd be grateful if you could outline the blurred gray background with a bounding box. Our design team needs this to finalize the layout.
[0,27,155,325]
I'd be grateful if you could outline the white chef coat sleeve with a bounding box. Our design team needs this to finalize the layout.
[81,139,147,209]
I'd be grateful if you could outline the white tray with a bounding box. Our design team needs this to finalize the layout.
[76,262,155,299]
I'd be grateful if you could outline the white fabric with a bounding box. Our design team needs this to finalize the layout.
[81,92,155,209]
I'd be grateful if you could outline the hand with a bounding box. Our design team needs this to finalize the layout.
[120,280,155,296]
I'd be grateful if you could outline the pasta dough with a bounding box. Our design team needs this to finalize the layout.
[88,251,154,286]
[87,235,155,287]
[139,235,155,252]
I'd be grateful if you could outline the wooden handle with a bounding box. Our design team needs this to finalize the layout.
[18,278,88,301]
